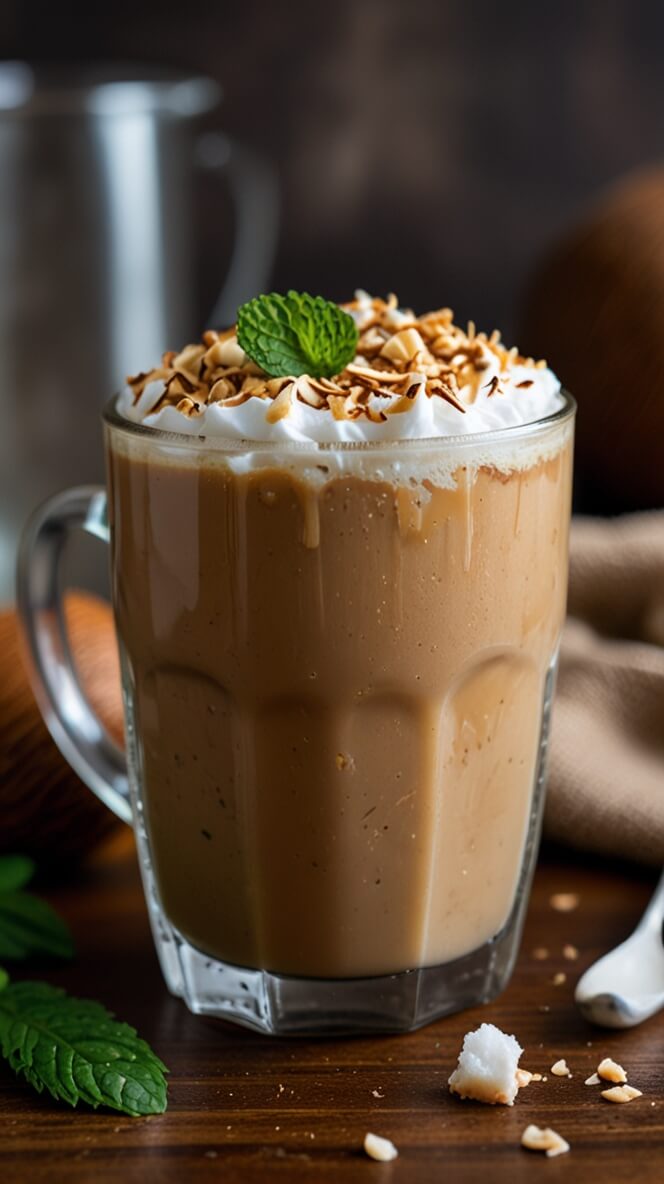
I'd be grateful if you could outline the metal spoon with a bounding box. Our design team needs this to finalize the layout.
[575,869,664,1028]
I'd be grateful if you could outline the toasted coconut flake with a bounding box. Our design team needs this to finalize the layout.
[208,377,237,402]
[328,394,349,420]
[265,385,294,423]
[165,370,200,397]
[295,378,327,409]
[385,394,421,416]
[345,363,406,384]
[380,327,428,365]
[175,396,201,418]
[172,343,206,374]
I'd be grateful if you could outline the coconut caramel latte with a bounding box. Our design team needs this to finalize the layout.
[108,292,572,980]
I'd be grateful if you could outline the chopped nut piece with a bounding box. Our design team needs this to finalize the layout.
[516,1069,533,1089]
[521,1124,570,1158]
[563,944,579,960]
[364,1133,398,1161]
[585,1073,601,1086]
[551,1059,571,1077]
[602,1085,642,1104]
[597,1057,627,1084]
[553,972,567,986]
[532,947,549,960]
[550,893,579,912]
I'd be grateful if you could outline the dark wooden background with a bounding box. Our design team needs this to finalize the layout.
[1,0,663,340]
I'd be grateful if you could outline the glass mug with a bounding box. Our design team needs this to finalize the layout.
[17,393,574,1035]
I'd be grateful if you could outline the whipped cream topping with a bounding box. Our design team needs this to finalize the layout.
[118,292,564,442]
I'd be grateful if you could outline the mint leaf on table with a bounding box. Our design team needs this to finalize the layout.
[0,892,74,960]
[0,853,73,961]
[0,980,168,1116]
[237,290,359,379]
[0,855,36,894]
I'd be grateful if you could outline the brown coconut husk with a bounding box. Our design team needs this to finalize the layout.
[520,168,664,511]
[0,593,125,865]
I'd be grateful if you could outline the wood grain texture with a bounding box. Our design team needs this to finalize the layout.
[1,835,662,1183]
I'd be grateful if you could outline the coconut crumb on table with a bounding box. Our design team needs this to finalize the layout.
[515,1069,533,1089]
[552,971,567,986]
[363,1133,398,1161]
[551,1059,572,1077]
[563,943,579,960]
[550,892,580,912]
[448,1023,523,1106]
[602,1085,643,1104]
[521,1124,570,1158]
[532,947,549,960]
[597,1057,627,1083]
[585,1072,601,1086]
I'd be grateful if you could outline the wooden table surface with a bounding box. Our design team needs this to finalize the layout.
[1,834,662,1183]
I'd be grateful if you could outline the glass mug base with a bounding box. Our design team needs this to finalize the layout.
[149,906,525,1037]
[136,657,553,1035]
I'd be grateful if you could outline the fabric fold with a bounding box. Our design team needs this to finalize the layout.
[547,513,664,865]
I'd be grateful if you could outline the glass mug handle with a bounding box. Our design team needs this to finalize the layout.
[16,486,131,824]
[195,132,280,326]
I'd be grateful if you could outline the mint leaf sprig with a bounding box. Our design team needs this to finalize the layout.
[237,290,359,379]
[0,974,168,1116]
[0,855,73,961]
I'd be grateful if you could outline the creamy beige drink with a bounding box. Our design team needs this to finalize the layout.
[109,294,572,982]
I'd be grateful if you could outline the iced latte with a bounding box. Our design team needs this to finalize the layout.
[106,292,573,1030]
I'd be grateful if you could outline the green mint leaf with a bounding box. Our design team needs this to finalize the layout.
[0,856,36,894]
[0,968,8,991]
[0,981,168,1116]
[237,290,359,379]
[0,892,74,961]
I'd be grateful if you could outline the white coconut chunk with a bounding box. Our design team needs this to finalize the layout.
[448,1022,523,1105]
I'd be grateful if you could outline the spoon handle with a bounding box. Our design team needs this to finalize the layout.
[639,868,664,935]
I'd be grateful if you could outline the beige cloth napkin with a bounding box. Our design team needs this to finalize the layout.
[547,513,664,865]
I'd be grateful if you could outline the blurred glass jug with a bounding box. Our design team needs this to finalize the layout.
[0,62,278,602]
